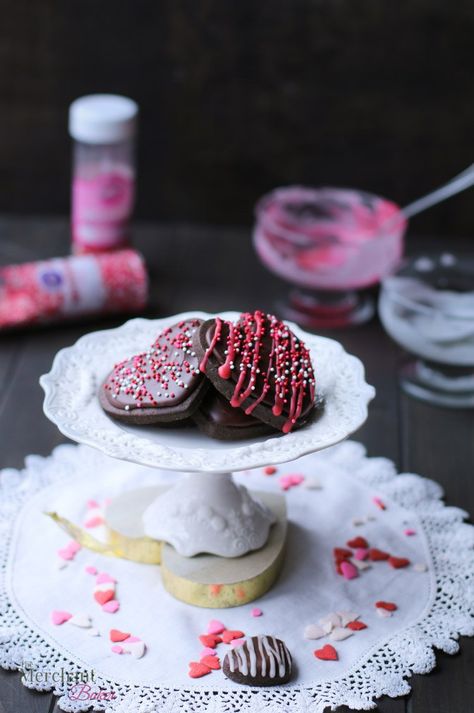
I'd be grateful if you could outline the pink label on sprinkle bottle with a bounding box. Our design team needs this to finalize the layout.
[72,167,135,253]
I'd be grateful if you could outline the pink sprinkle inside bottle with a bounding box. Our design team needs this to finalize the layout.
[69,94,138,254]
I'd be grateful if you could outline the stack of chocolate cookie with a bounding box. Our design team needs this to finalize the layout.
[100,311,318,440]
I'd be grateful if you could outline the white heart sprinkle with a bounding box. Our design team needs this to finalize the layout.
[123,641,146,659]
[303,624,326,640]
[94,582,116,593]
[376,607,392,618]
[56,559,68,570]
[88,628,100,637]
[319,612,341,632]
[352,559,371,571]
[337,611,360,627]
[330,627,354,641]
[413,563,428,572]
[68,613,92,628]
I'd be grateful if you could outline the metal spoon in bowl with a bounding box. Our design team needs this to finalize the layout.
[384,163,474,229]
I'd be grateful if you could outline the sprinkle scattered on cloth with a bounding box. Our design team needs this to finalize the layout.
[1,440,472,713]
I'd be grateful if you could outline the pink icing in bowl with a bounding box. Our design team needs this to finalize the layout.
[253,186,407,291]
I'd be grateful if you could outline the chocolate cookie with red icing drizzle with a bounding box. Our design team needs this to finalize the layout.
[193,311,317,433]
[192,387,277,441]
[100,318,209,424]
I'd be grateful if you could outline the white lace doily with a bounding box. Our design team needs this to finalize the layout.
[1,441,473,712]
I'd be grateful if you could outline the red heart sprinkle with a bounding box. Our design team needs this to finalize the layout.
[200,654,220,670]
[110,629,131,643]
[368,548,390,561]
[376,601,397,611]
[388,556,410,569]
[264,466,277,475]
[199,634,222,649]
[347,536,368,549]
[314,644,338,661]
[346,621,367,631]
[188,662,211,678]
[94,590,114,605]
[333,548,352,560]
[222,630,245,644]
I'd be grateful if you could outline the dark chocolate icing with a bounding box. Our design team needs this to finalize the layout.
[200,389,265,428]
[223,635,292,686]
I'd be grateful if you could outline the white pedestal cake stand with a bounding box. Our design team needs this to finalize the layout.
[40,311,375,558]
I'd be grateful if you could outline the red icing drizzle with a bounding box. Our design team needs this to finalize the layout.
[200,311,316,432]
[199,317,223,373]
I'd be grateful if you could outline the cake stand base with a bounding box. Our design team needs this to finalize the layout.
[51,484,288,608]
[141,471,277,558]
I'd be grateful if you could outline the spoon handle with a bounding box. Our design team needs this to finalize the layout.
[400,163,474,220]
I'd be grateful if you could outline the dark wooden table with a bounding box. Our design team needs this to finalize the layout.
[0,216,473,713]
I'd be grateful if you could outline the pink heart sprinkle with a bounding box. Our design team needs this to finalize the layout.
[58,548,75,561]
[85,516,104,529]
[123,636,141,643]
[51,610,72,625]
[251,608,263,617]
[404,528,416,536]
[87,499,100,509]
[289,474,305,485]
[207,619,225,635]
[340,560,359,580]
[354,548,369,561]
[96,572,116,585]
[200,647,217,657]
[67,541,81,554]
[102,600,120,613]
[111,645,123,654]
[372,496,386,510]
[230,638,245,648]
[85,565,98,575]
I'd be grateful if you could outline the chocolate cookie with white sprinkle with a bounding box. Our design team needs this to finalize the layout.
[100,318,209,424]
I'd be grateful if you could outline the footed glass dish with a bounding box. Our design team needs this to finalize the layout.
[253,186,406,328]
[379,253,474,408]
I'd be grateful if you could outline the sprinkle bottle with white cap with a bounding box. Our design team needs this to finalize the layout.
[69,94,138,254]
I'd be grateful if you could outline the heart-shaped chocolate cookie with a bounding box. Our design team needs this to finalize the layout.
[100,318,208,424]
[192,387,276,440]
[194,311,317,433]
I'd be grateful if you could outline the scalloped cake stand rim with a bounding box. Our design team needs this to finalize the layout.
[40,311,375,473]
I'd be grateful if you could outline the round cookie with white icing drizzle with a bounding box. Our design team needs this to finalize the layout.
[222,635,292,686]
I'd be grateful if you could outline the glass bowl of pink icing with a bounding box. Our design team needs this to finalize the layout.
[253,186,407,328]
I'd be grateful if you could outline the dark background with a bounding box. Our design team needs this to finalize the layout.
[0,0,473,234]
